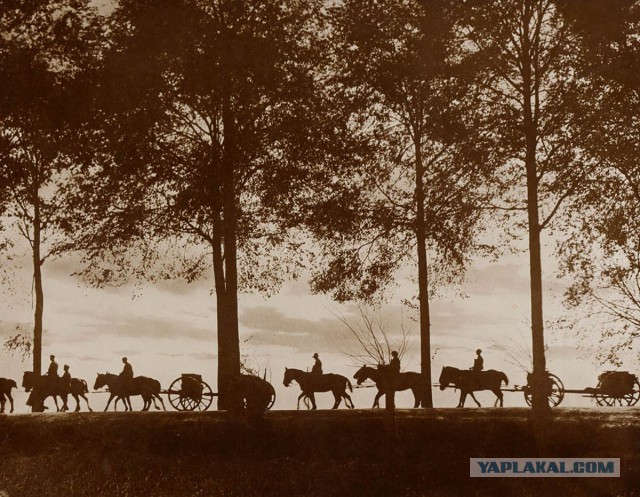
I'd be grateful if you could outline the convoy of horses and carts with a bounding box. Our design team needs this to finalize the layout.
[1,364,640,414]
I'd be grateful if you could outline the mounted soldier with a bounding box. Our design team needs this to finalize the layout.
[311,353,323,375]
[47,355,59,378]
[119,357,134,396]
[61,365,72,391]
[472,349,484,372]
[469,349,484,389]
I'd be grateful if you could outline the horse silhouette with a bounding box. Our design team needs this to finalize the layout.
[94,373,165,411]
[22,371,94,412]
[354,365,426,408]
[0,378,17,413]
[439,366,509,407]
[283,367,354,409]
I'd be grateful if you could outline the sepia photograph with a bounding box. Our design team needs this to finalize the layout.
[1,0,640,496]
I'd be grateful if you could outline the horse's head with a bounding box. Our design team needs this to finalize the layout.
[94,373,109,390]
[22,371,35,391]
[439,366,457,391]
[283,367,295,387]
[353,365,370,385]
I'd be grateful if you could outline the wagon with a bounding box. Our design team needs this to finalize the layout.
[164,373,277,411]
[506,370,640,407]
[583,371,640,407]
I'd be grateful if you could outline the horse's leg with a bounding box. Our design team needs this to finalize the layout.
[457,391,465,408]
[81,393,93,412]
[343,393,354,409]
[154,393,166,411]
[8,392,13,413]
[62,394,70,412]
[331,390,341,409]
[104,393,115,412]
[469,392,481,407]
[309,393,317,410]
[0,395,4,414]
[493,388,504,407]
[411,388,420,408]
[296,392,305,410]
[73,394,81,412]
[373,390,384,408]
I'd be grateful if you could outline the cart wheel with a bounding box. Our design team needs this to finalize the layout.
[195,380,214,411]
[523,372,564,407]
[168,378,186,411]
[179,380,214,411]
[547,373,565,406]
[179,381,214,411]
[628,378,640,406]
[267,383,276,410]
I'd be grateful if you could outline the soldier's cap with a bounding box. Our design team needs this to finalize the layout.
[476,349,482,354]
[50,355,55,360]
[122,357,128,361]
[64,365,69,369]
[312,353,319,358]
[391,351,398,356]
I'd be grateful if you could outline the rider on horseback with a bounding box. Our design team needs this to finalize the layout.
[47,355,59,377]
[470,349,484,389]
[120,357,134,379]
[46,355,59,390]
[119,357,134,395]
[472,349,484,372]
[61,365,72,391]
[311,353,322,375]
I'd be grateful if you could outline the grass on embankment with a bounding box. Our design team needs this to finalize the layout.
[1,408,639,497]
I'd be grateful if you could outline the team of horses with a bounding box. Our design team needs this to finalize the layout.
[283,364,509,409]
[2,363,511,413]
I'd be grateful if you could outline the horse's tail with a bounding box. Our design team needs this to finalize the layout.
[10,379,17,389]
[81,379,89,393]
[501,372,509,386]
[346,378,353,392]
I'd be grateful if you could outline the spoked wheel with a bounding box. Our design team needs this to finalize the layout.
[168,378,186,411]
[167,378,214,411]
[629,378,640,406]
[187,380,213,411]
[523,372,565,407]
[267,383,276,410]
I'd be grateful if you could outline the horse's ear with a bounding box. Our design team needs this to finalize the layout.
[284,367,288,371]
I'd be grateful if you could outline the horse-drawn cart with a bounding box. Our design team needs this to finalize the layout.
[583,371,640,407]
[503,371,565,407]
[164,373,277,411]
[440,367,640,408]
[166,374,216,411]
[475,370,640,408]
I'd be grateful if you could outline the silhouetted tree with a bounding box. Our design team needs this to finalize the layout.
[70,0,328,409]
[0,0,102,377]
[457,0,597,412]
[308,0,493,408]
[556,0,640,364]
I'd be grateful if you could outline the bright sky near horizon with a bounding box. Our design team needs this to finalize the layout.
[0,228,630,412]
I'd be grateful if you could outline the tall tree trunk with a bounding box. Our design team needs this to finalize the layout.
[32,190,43,379]
[414,132,433,408]
[216,89,242,411]
[521,0,549,413]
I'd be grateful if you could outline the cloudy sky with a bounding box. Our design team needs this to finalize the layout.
[2,0,635,412]
[1,227,627,412]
